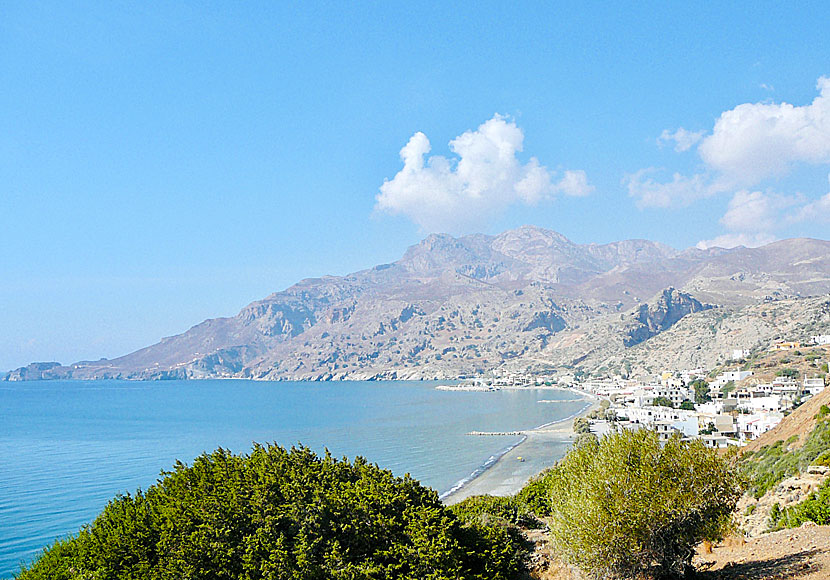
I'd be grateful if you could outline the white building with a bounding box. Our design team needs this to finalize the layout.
[812,335,830,345]
[624,406,698,438]
[736,394,783,413]
[711,414,737,438]
[804,376,826,395]
[680,368,706,384]
[700,434,740,449]
[711,370,753,389]
[624,384,692,407]
[731,349,750,360]
[695,401,726,414]
[737,412,784,443]
[771,377,801,396]
[751,383,775,396]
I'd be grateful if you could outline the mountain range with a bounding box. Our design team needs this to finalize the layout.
[6,225,830,381]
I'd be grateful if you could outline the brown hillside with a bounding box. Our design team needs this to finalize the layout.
[743,387,830,453]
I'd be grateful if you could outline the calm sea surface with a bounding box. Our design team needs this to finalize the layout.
[0,379,584,577]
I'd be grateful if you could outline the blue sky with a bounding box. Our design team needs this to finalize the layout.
[2,2,830,370]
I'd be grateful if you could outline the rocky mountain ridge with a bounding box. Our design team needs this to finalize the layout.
[5,226,830,381]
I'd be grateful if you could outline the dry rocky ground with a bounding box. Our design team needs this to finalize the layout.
[523,526,830,579]
[692,525,830,579]
[738,469,829,538]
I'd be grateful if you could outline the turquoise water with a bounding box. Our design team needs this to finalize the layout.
[0,380,584,577]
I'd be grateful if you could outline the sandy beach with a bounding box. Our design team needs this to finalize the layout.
[443,393,601,504]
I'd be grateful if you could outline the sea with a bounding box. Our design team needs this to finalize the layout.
[0,379,586,578]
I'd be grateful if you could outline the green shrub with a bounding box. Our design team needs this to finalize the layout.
[653,396,674,408]
[449,494,540,529]
[18,444,526,580]
[573,417,591,434]
[691,379,711,404]
[814,450,830,467]
[742,416,830,497]
[544,430,744,579]
[771,480,830,529]
[514,468,558,518]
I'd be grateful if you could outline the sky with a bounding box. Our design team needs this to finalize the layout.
[2,2,830,371]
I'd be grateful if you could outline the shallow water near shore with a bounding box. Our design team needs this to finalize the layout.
[0,379,584,577]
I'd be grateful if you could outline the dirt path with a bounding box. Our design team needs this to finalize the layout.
[525,526,830,579]
[693,526,830,579]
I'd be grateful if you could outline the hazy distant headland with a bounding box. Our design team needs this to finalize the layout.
[5,225,830,383]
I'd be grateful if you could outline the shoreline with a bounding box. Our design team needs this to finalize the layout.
[441,391,601,504]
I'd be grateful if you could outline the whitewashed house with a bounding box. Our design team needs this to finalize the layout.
[711,370,753,389]
[737,412,784,443]
[804,376,826,395]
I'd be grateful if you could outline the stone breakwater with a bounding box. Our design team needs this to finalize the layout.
[467,431,526,436]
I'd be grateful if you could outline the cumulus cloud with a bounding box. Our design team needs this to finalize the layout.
[636,77,830,212]
[793,192,830,223]
[624,168,723,208]
[790,175,830,223]
[658,128,705,152]
[695,189,803,250]
[554,169,594,197]
[719,190,803,232]
[375,115,592,233]
[699,76,830,186]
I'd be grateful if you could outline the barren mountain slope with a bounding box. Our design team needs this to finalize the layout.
[5,228,830,381]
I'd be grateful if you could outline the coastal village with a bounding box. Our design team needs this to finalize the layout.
[452,334,830,450]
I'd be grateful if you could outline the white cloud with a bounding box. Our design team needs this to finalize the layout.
[695,232,778,250]
[375,115,592,233]
[553,169,594,197]
[635,77,830,248]
[790,175,830,223]
[698,77,830,186]
[719,190,803,232]
[796,192,830,222]
[624,168,723,208]
[658,128,705,152]
[637,77,830,212]
[696,189,803,249]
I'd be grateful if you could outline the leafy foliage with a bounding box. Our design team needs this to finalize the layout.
[573,417,591,434]
[652,396,674,408]
[450,495,526,526]
[769,479,830,529]
[543,430,743,579]
[691,379,711,404]
[513,468,558,518]
[18,444,526,580]
[741,413,830,498]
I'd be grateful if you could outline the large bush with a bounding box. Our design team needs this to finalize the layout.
[545,429,744,579]
[18,444,526,580]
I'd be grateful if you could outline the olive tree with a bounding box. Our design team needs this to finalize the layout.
[546,429,744,579]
